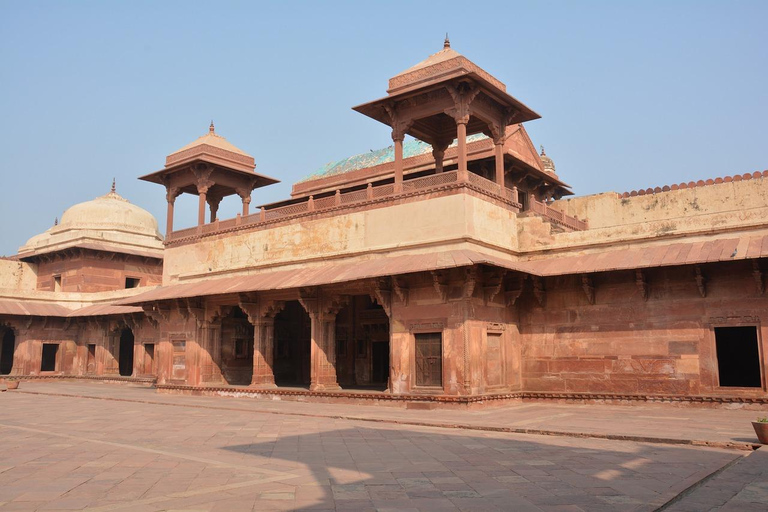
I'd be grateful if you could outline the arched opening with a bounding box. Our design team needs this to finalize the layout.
[274,300,311,387]
[220,306,255,385]
[118,328,134,377]
[0,327,15,375]
[335,295,390,391]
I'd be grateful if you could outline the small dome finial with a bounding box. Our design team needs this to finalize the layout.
[444,33,450,49]
[54,217,58,226]
[540,145,546,156]
[111,177,116,194]
[209,120,215,133]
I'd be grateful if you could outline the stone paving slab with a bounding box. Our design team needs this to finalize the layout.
[0,384,764,511]
[11,381,766,447]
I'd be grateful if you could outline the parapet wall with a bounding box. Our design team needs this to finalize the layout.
[0,258,38,291]
[533,174,768,253]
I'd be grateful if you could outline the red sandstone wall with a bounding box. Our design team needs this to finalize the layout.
[36,253,162,292]
[519,260,768,397]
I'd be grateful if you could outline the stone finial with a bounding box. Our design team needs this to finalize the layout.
[444,33,450,49]
[54,217,58,226]
[540,145,546,156]
[111,177,116,193]
[209,121,215,133]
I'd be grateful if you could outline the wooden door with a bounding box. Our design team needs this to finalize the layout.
[415,333,442,387]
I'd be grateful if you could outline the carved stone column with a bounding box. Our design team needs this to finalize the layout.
[432,140,450,174]
[236,183,254,217]
[446,83,479,181]
[494,140,505,189]
[165,186,181,235]
[299,289,348,391]
[239,298,285,388]
[194,166,214,227]
[385,105,413,194]
[207,194,222,223]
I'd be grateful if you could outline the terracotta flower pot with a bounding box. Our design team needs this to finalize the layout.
[752,422,768,445]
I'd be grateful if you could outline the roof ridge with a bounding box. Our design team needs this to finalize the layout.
[618,170,768,199]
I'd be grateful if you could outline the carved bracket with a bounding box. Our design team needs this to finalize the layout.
[483,268,507,304]
[370,277,392,317]
[384,103,414,142]
[753,260,764,295]
[463,266,478,299]
[393,277,409,306]
[531,276,545,307]
[504,276,525,306]
[694,265,707,298]
[445,82,480,124]
[635,270,648,301]
[581,275,595,305]
[431,270,449,303]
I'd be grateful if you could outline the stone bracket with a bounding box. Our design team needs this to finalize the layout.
[505,276,525,306]
[531,276,545,307]
[694,265,707,298]
[393,277,409,306]
[636,270,648,301]
[463,266,478,299]
[483,268,507,304]
[753,260,764,295]
[581,275,595,305]
[370,278,392,317]
[431,270,449,303]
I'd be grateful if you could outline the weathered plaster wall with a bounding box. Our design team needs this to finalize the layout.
[536,178,768,253]
[163,194,519,283]
[0,259,38,291]
[519,260,768,397]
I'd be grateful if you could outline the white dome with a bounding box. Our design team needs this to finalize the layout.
[18,187,164,259]
[58,190,161,239]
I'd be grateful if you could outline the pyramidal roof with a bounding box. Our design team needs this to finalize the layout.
[165,122,255,171]
[386,37,507,95]
[393,45,463,78]
[169,122,250,157]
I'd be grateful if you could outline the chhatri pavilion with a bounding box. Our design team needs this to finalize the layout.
[1,39,766,408]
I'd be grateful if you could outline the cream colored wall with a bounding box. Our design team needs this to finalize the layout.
[528,177,768,253]
[0,259,38,291]
[163,194,520,283]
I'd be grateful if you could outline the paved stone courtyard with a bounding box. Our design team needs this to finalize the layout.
[0,382,766,511]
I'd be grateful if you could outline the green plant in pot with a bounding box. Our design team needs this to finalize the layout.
[753,417,768,445]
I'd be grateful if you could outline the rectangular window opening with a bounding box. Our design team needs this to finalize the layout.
[125,277,140,289]
[715,326,762,388]
[53,275,62,292]
[41,343,59,372]
[415,332,442,387]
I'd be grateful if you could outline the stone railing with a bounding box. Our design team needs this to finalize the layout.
[166,171,582,244]
[529,198,588,231]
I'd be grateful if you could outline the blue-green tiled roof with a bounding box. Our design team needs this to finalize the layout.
[299,133,488,183]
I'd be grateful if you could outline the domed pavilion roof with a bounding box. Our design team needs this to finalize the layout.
[18,182,164,260]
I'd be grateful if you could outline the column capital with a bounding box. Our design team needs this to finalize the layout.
[165,186,182,205]
[445,82,479,125]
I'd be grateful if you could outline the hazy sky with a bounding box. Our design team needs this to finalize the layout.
[0,1,765,256]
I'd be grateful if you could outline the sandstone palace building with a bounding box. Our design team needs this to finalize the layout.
[1,41,767,407]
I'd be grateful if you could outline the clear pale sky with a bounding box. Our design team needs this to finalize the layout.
[0,1,765,256]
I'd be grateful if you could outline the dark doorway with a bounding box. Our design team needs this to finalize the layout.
[86,344,96,374]
[415,332,443,387]
[274,300,311,387]
[372,342,389,384]
[41,343,58,372]
[715,326,762,387]
[335,295,389,390]
[0,329,16,375]
[0,329,15,375]
[220,306,255,386]
[119,328,134,377]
